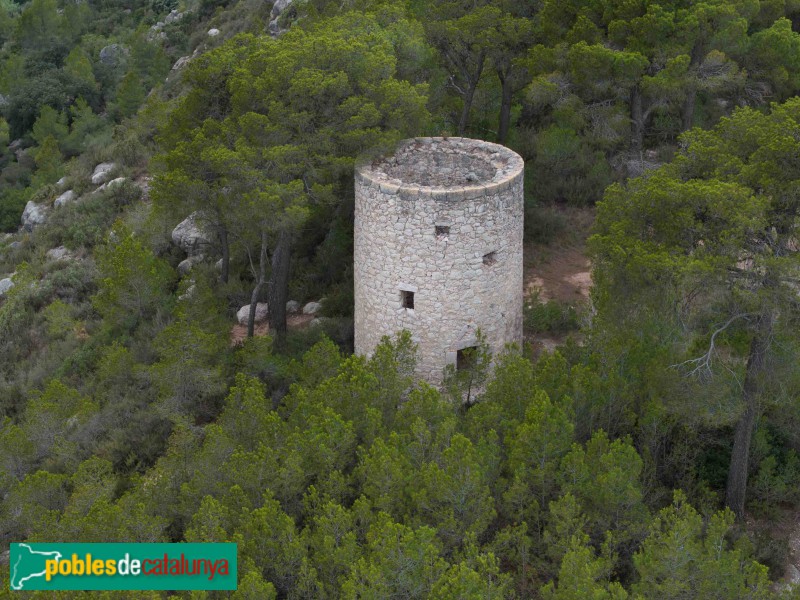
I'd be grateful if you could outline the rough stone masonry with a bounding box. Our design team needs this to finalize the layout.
[354,137,524,385]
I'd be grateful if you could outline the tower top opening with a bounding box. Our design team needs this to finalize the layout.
[359,137,523,191]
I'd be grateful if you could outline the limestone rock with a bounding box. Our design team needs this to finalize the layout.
[172,56,191,71]
[302,301,322,315]
[172,212,214,256]
[164,9,186,24]
[0,277,14,297]
[237,303,269,325]
[178,284,196,302]
[21,201,48,230]
[177,254,204,276]
[786,564,800,586]
[286,300,300,313]
[46,246,73,261]
[91,162,116,185]
[271,0,293,19]
[208,28,220,36]
[269,0,293,34]
[99,44,128,67]
[54,189,76,208]
[94,177,127,194]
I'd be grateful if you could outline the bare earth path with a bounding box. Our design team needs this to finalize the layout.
[523,206,595,351]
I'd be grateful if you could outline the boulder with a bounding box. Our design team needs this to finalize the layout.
[99,44,128,67]
[271,0,293,19]
[178,284,196,302]
[286,300,300,313]
[172,212,214,256]
[46,246,72,261]
[54,189,76,208]
[56,176,68,188]
[172,56,191,71]
[208,28,220,36]
[164,9,186,24]
[91,162,116,185]
[177,254,204,276]
[302,301,322,315]
[237,303,269,325]
[94,177,127,194]
[9,241,21,250]
[269,0,293,34]
[21,201,48,230]
[0,277,13,297]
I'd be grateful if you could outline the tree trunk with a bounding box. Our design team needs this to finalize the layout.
[457,53,486,136]
[681,87,697,132]
[498,71,513,144]
[630,84,644,153]
[725,315,773,519]
[219,226,230,284]
[247,231,268,338]
[268,229,291,349]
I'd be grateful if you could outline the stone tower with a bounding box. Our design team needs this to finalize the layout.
[354,137,524,384]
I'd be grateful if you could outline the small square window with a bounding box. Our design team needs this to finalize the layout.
[483,251,497,266]
[435,226,450,240]
[457,346,478,371]
[401,290,415,309]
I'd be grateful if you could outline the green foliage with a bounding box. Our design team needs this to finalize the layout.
[632,491,772,599]
[524,292,581,335]
[115,70,145,119]
[92,222,174,331]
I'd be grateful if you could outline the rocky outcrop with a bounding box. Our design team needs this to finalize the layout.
[172,212,214,257]
[54,190,76,208]
[269,0,293,35]
[99,44,128,67]
[46,246,73,261]
[94,177,127,194]
[0,277,14,297]
[177,255,204,276]
[172,56,191,71]
[21,201,48,230]
[237,303,269,325]
[164,9,187,24]
[302,301,322,315]
[91,162,116,185]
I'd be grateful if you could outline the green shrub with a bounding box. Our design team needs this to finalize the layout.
[524,293,580,334]
[524,201,568,245]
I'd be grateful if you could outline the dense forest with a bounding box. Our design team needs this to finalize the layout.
[1,0,800,597]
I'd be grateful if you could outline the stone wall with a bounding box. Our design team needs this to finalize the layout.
[354,137,524,385]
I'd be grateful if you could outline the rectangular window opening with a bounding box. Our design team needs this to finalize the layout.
[400,290,415,309]
[457,346,478,371]
[435,226,450,240]
[483,251,497,266]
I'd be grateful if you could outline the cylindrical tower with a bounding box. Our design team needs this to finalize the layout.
[354,137,524,384]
